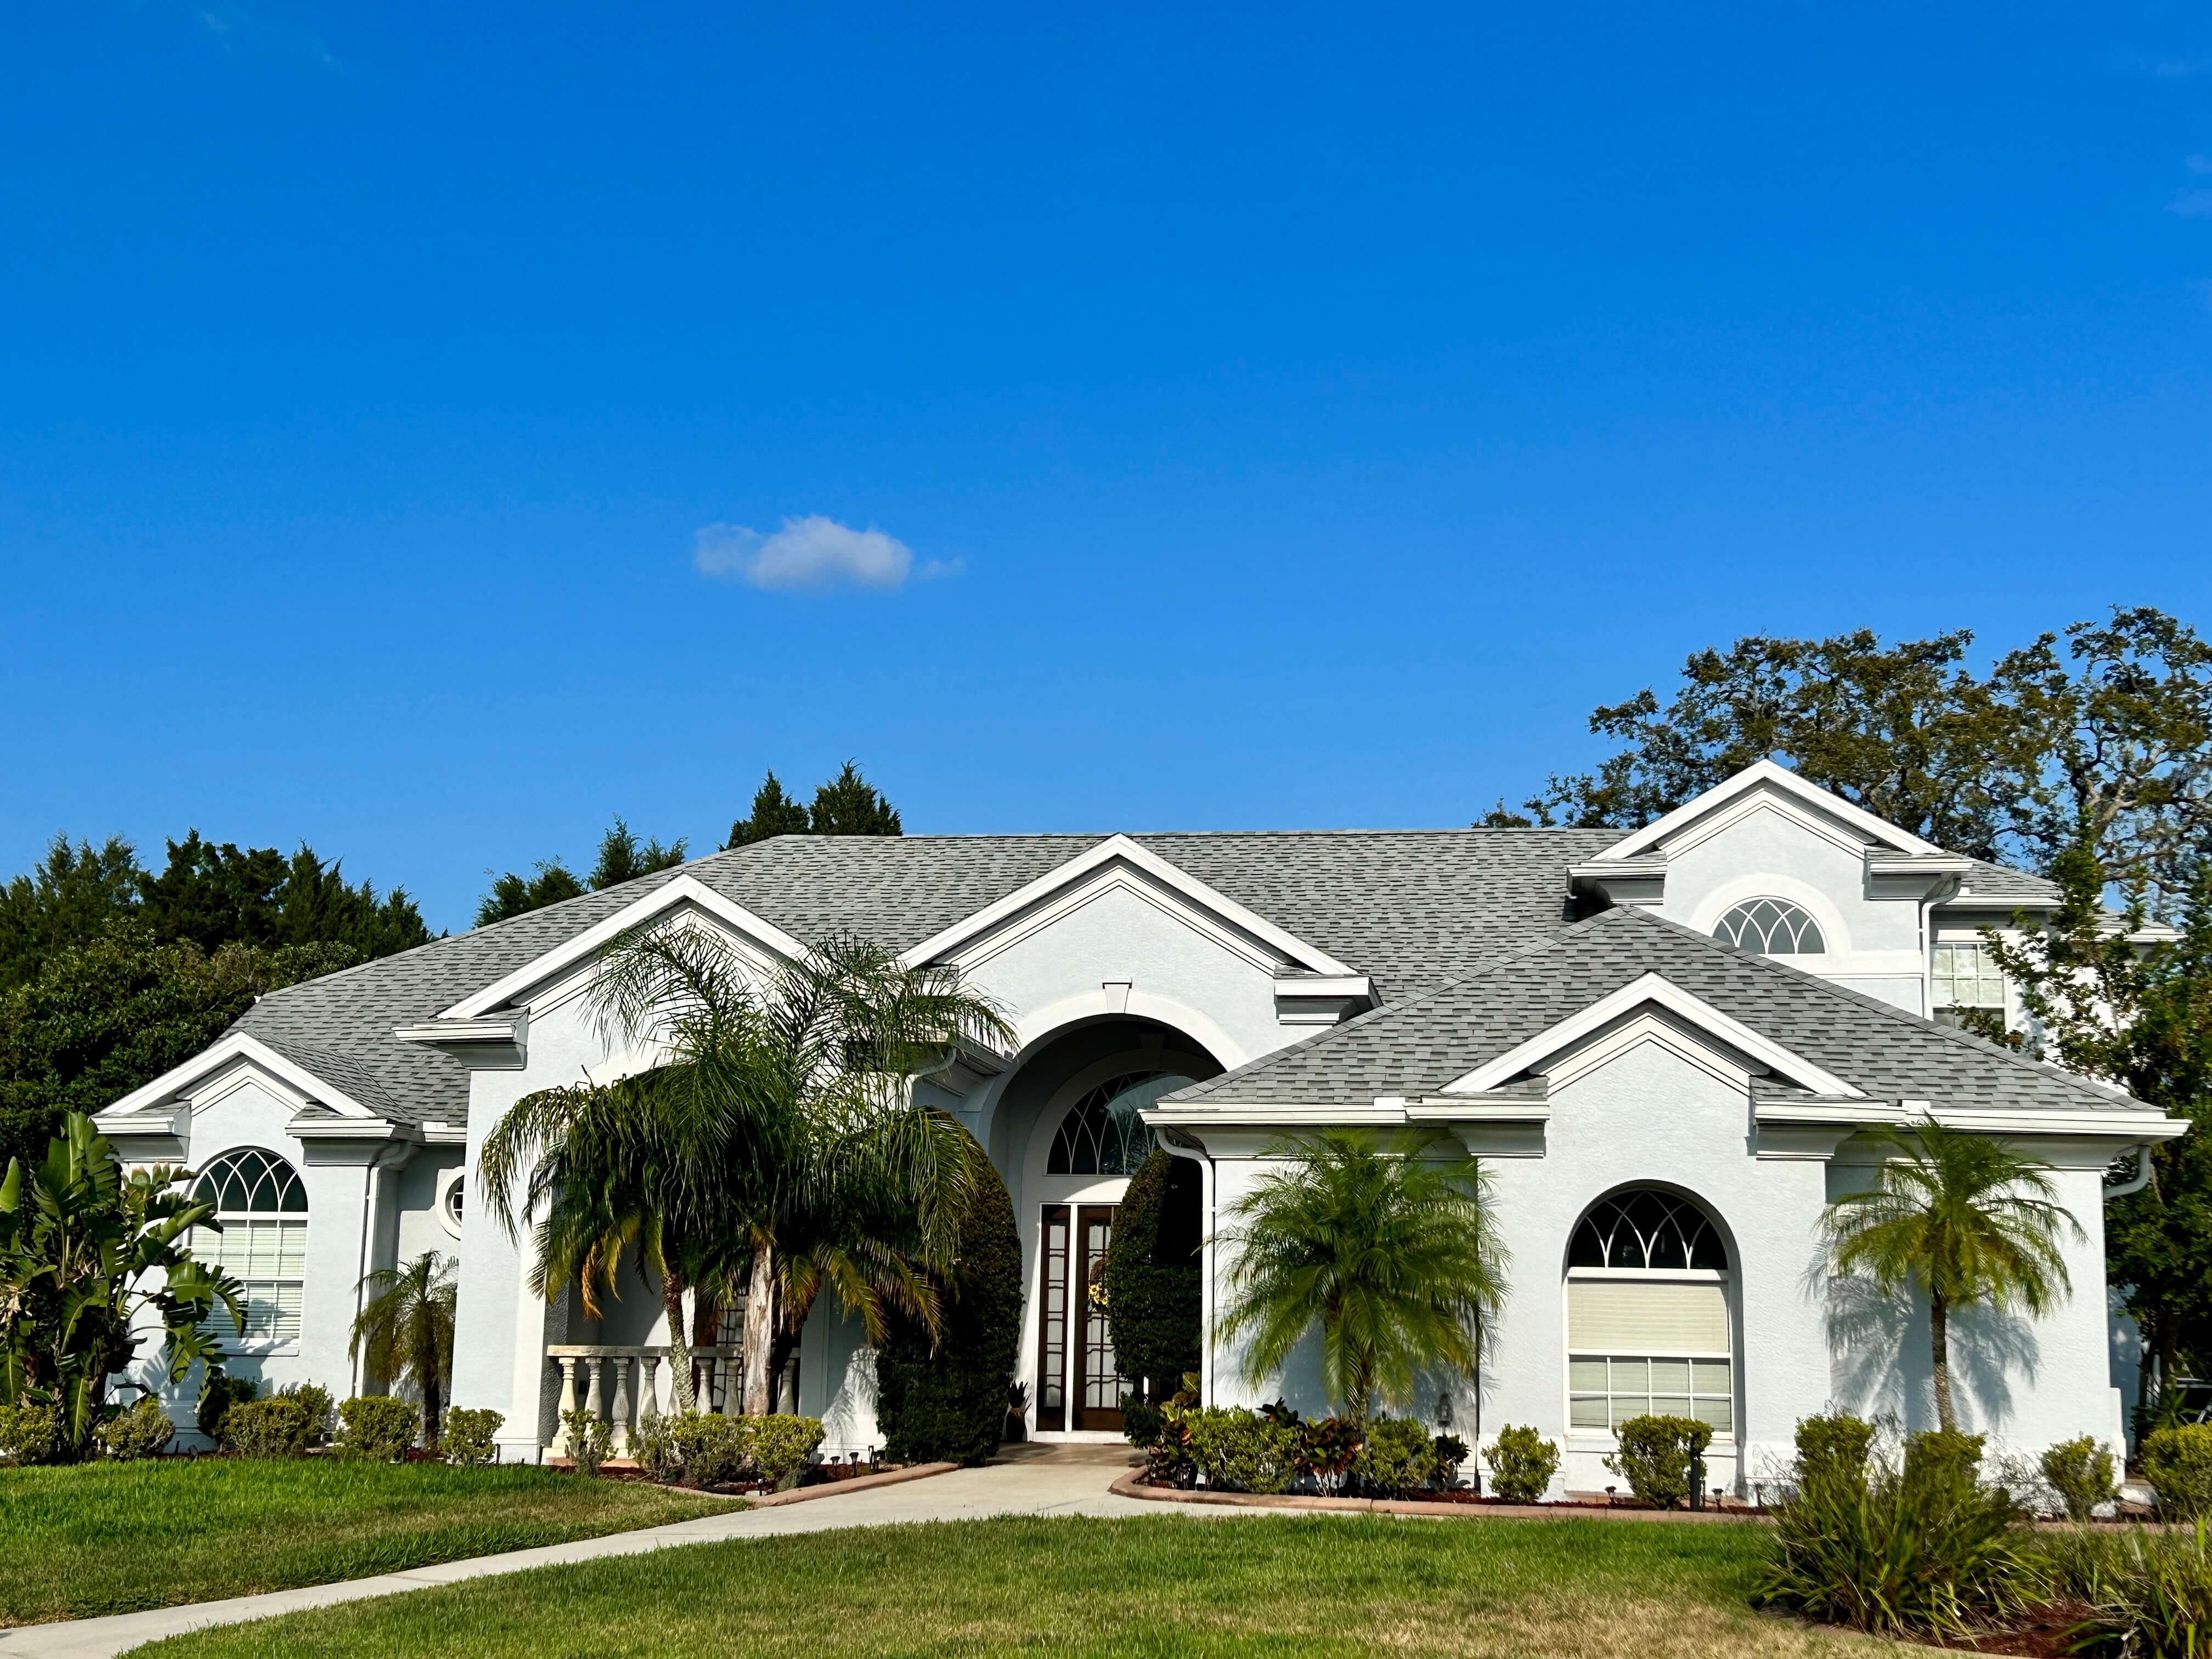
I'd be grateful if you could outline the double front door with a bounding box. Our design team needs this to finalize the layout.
[1037,1204,1125,1431]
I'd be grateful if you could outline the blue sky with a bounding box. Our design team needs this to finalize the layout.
[3,3,2209,933]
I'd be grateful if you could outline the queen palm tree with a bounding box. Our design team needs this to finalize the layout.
[1217,1130,1508,1428]
[483,923,1013,1417]
[351,1250,458,1445]
[1820,1118,2081,1435]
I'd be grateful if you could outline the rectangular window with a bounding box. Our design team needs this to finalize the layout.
[1037,1207,1069,1421]
[1932,941,2007,1026]
[193,1220,308,1342]
[1567,1278,1732,1436]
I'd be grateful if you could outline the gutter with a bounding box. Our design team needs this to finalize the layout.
[2107,1146,2155,1200]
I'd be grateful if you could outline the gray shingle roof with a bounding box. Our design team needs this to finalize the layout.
[1945,857,2062,909]
[225,826,2075,1128]
[1163,906,2140,1117]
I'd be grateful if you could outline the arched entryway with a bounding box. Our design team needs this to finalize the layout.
[987,1018,1222,1437]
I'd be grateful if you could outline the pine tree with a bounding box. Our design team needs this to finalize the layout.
[725,771,813,849]
[808,760,902,837]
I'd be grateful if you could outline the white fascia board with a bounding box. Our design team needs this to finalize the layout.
[1273,973,1375,998]
[1927,1107,2189,1141]
[1753,1099,1910,1128]
[1406,1096,1550,1123]
[287,1113,417,1143]
[1866,854,1976,877]
[440,876,806,1020]
[394,1015,526,1047]
[900,835,1358,977]
[1439,972,1868,1100]
[1593,760,1948,864]
[1141,1103,1406,1130]
[100,1031,382,1121]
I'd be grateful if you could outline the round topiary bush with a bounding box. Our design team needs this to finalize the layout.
[875,1150,1022,1466]
[1102,1147,1201,1401]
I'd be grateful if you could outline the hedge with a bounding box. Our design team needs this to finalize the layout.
[876,1150,1022,1465]
[1102,1148,1201,1401]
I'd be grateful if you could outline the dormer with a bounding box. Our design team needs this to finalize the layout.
[1570,761,1967,1015]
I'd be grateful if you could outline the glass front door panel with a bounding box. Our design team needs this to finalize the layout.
[1074,1205,1126,1430]
[1037,1206,1070,1424]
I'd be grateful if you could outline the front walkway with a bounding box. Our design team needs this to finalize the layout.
[0,1448,1251,1659]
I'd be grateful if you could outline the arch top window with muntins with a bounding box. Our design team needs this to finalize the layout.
[1713,897,1825,956]
[1568,1188,1729,1273]
[1046,1073,1194,1176]
[191,1147,309,1344]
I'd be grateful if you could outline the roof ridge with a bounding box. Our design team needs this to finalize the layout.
[1615,908,2138,1109]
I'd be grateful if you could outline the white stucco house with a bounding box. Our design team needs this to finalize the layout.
[93,761,2185,1494]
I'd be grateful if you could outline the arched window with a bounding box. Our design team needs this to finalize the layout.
[1713,897,1825,955]
[1566,1187,1733,1436]
[1046,1073,1194,1176]
[192,1148,308,1344]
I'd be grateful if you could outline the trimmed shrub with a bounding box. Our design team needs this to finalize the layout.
[561,1409,612,1477]
[633,1413,682,1482]
[1295,1415,1361,1493]
[876,1154,1022,1465]
[277,1383,335,1447]
[1903,1429,1985,1496]
[2145,1426,2212,1524]
[1483,1424,1559,1504]
[1605,1414,1713,1509]
[2042,1435,2120,1523]
[753,1414,825,1488]
[1185,1406,1299,1494]
[0,1402,63,1465]
[1120,1393,1165,1449]
[336,1395,419,1462]
[1432,1433,1470,1490]
[1795,1414,1877,1488]
[1102,1148,1203,1399]
[222,1395,312,1458]
[195,1374,257,1444]
[1356,1416,1438,1497]
[1755,1446,2038,1639]
[99,1395,176,1461]
[671,1413,749,1487]
[440,1408,503,1466]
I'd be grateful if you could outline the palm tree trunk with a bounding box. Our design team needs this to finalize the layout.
[660,1272,696,1415]
[1930,1291,1955,1435]
[743,1245,778,1416]
[424,1371,443,1449]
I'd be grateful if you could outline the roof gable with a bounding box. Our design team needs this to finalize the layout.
[1590,760,1949,864]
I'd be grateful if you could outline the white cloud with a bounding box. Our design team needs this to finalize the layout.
[693,515,957,592]
[2171,189,2212,219]
[2190,155,2212,176]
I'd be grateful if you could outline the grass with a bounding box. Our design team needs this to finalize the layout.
[0,1458,742,1627]
[127,1514,1904,1657]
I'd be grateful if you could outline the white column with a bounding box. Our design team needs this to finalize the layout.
[551,1357,578,1455]
[639,1355,662,1423]
[610,1356,633,1453]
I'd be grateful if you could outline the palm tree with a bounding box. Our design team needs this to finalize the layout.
[483,923,1013,1417]
[351,1250,459,1445]
[1820,1118,2082,1434]
[1216,1130,1508,1427]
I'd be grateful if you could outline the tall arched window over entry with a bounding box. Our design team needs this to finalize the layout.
[192,1148,309,1344]
[1713,898,1824,955]
[1046,1073,1194,1176]
[1566,1188,1733,1435]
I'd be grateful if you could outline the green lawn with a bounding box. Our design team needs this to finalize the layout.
[0,1459,742,1627]
[128,1514,1900,1658]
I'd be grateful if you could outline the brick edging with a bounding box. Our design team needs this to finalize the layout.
[1107,1468,1762,1522]
[747,1461,961,1507]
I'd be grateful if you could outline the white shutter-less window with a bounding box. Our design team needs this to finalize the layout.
[1567,1279,1729,1353]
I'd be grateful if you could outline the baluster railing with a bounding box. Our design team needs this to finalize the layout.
[544,1345,742,1455]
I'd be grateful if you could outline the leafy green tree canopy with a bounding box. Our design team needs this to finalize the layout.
[0,926,360,1175]
[1492,607,2212,912]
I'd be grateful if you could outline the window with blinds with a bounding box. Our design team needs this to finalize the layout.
[1565,1187,1735,1437]
[191,1148,309,1345]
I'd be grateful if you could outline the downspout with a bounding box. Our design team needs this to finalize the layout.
[351,1142,414,1397]
[1158,1131,1216,1408]
[2107,1146,2155,1200]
